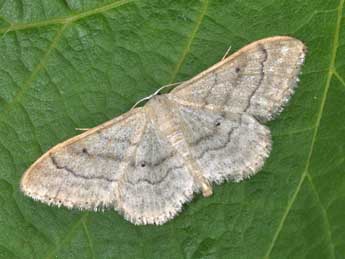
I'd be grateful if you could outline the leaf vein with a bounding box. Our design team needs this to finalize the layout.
[44,213,87,259]
[292,8,338,34]
[0,24,68,117]
[0,0,135,33]
[81,214,96,259]
[306,173,335,259]
[334,70,345,89]
[272,126,315,137]
[263,0,344,257]
[168,0,209,83]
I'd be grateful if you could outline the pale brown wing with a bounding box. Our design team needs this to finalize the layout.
[168,102,271,184]
[116,120,198,225]
[21,108,198,225]
[20,108,147,210]
[169,36,306,122]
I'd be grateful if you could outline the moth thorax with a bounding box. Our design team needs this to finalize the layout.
[146,95,180,133]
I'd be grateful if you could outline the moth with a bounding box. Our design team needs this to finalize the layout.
[21,36,306,225]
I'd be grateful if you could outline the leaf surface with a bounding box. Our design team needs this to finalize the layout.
[0,0,344,258]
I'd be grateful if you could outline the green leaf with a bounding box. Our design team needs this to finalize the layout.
[0,0,344,258]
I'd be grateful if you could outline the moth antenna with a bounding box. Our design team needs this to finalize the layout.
[221,45,232,60]
[75,128,90,131]
[130,81,184,110]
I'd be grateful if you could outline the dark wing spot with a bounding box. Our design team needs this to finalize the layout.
[215,118,222,127]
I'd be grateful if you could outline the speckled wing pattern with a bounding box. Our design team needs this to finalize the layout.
[170,37,306,122]
[21,36,306,225]
[170,105,271,184]
[21,109,147,210]
[21,108,198,225]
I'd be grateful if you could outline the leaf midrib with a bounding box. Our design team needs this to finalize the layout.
[263,0,344,258]
[0,0,135,33]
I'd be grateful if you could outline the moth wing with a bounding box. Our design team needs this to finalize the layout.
[21,108,146,210]
[116,119,198,225]
[21,108,198,225]
[170,102,271,183]
[170,36,306,122]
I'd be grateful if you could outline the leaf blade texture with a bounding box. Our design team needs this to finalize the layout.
[0,0,344,258]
